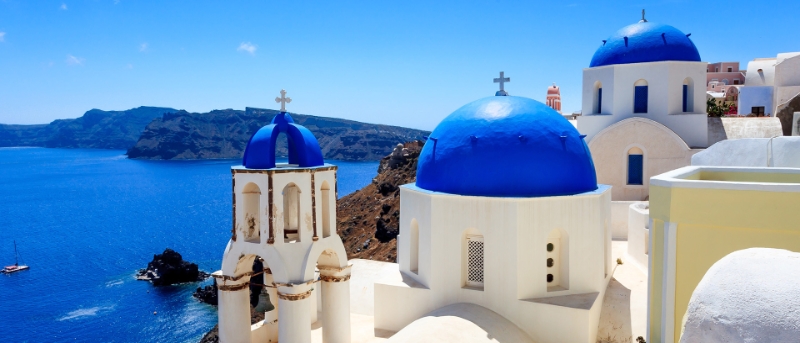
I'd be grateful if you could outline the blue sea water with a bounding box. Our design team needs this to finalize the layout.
[0,148,378,343]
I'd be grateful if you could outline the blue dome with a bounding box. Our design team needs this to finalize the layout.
[416,96,598,197]
[590,22,701,68]
[242,112,324,169]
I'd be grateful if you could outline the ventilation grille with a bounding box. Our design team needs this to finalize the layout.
[467,236,484,287]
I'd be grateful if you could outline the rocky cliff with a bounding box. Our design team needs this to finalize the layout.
[337,141,423,261]
[0,107,176,149]
[127,107,429,161]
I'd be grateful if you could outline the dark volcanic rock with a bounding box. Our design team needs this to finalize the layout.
[127,107,429,161]
[136,248,209,286]
[337,141,423,261]
[0,106,175,149]
[193,280,218,306]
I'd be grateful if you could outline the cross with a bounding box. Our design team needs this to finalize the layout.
[275,89,292,112]
[640,9,647,23]
[494,71,510,92]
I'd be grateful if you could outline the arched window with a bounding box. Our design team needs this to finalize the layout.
[722,79,729,85]
[283,183,301,243]
[320,181,332,238]
[683,77,694,113]
[410,219,419,274]
[593,81,603,114]
[547,228,569,291]
[627,147,644,185]
[243,183,261,243]
[633,79,648,113]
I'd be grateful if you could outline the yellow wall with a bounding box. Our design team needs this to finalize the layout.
[649,184,800,343]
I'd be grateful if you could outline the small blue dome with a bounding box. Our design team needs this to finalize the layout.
[590,22,700,68]
[416,96,598,197]
[242,112,324,169]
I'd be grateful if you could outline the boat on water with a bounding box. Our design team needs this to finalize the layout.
[2,241,29,274]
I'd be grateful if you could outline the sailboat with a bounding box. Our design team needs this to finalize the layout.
[2,241,29,274]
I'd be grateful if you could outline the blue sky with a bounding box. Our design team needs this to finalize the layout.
[1,0,799,130]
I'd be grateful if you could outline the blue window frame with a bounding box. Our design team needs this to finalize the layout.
[682,85,688,112]
[634,86,648,113]
[628,154,644,185]
[597,88,602,113]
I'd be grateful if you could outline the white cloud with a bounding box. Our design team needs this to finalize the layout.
[237,42,257,55]
[0,32,5,42]
[66,54,84,66]
[60,3,68,10]
[139,42,148,52]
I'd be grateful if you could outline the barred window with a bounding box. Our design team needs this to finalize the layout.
[466,235,484,288]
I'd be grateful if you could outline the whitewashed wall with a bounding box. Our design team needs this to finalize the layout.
[377,185,612,343]
[579,61,709,148]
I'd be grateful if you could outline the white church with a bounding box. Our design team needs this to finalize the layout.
[210,13,795,343]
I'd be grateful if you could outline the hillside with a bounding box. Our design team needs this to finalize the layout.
[127,107,429,161]
[337,141,423,261]
[0,107,176,149]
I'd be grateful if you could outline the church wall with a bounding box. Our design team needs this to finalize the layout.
[582,66,615,115]
[588,118,697,201]
[648,166,800,343]
[515,188,610,300]
[397,186,432,287]
[579,62,708,148]
[379,185,612,343]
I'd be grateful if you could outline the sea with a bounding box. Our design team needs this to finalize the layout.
[0,148,379,343]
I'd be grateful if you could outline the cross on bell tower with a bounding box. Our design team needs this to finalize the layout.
[639,9,647,23]
[494,71,510,96]
[275,89,292,112]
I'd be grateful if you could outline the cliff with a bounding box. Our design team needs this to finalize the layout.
[127,107,430,161]
[337,141,423,261]
[0,107,176,149]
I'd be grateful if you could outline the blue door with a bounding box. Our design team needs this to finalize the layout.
[628,154,643,185]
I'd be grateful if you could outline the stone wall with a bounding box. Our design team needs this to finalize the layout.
[707,117,783,146]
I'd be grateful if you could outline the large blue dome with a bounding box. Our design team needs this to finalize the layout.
[590,22,700,68]
[416,96,598,197]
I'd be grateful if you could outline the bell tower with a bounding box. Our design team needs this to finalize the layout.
[214,90,352,343]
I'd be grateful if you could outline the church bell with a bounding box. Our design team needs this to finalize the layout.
[254,288,275,313]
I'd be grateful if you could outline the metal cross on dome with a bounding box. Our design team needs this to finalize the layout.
[275,89,292,112]
[494,71,510,92]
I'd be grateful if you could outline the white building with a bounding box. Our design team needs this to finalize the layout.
[374,94,613,343]
[214,92,352,343]
[738,52,800,134]
[576,18,708,205]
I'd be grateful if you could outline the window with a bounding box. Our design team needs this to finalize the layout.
[727,67,732,72]
[733,79,740,85]
[715,67,719,72]
[320,181,331,238]
[722,79,729,85]
[547,228,569,292]
[283,183,301,243]
[410,219,419,273]
[683,78,694,112]
[243,183,261,243]
[597,88,603,114]
[593,81,603,114]
[634,80,648,113]
[466,235,484,288]
[627,147,644,185]
[752,106,765,117]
